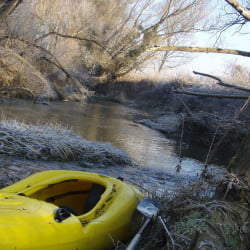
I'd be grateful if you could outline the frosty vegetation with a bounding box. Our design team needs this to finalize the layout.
[0,120,131,166]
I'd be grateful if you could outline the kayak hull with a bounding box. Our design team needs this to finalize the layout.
[0,170,143,249]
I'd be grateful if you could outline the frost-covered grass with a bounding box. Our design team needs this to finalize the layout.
[0,120,131,166]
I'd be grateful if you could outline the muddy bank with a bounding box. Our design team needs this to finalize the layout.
[139,111,248,164]
[229,133,250,182]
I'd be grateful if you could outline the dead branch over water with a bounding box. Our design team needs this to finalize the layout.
[172,89,249,99]
[193,71,250,92]
[173,71,250,99]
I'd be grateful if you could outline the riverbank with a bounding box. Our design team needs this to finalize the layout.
[94,78,250,168]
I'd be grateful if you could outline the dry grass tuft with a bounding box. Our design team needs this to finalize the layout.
[137,180,250,250]
[0,120,131,166]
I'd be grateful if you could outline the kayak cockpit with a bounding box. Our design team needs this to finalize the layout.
[27,179,106,216]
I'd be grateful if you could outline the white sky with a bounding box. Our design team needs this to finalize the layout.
[179,30,250,75]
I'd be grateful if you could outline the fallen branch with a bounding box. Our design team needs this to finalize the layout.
[193,71,250,92]
[172,89,249,99]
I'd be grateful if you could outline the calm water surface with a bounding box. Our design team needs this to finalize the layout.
[0,101,221,192]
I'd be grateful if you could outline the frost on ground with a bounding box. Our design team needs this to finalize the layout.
[0,120,131,166]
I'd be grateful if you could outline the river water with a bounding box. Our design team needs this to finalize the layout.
[0,100,221,193]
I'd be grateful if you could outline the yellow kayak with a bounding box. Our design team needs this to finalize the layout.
[0,170,143,250]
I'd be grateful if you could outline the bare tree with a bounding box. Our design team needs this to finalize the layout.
[173,70,250,100]
[145,0,250,59]
[4,0,210,82]
[1,0,249,89]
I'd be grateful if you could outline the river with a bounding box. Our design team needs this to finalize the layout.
[0,100,222,193]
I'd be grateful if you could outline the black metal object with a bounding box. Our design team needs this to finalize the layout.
[54,207,72,223]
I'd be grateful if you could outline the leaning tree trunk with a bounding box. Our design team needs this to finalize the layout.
[147,46,250,57]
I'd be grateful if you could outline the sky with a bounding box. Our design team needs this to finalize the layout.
[168,0,250,79]
[180,29,250,75]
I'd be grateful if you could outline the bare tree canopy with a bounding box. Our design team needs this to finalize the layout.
[0,0,249,90]
[3,0,210,80]
[146,1,250,62]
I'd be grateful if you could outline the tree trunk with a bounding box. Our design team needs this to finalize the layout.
[147,46,250,57]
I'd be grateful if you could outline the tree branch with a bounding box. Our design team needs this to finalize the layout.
[224,0,250,21]
[193,71,250,92]
[36,32,113,58]
[0,0,22,20]
[172,89,249,99]
[147,46,250,57]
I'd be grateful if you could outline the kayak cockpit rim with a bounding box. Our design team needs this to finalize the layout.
[14,173,116,219]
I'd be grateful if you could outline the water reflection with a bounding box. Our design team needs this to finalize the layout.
[0,101,204,177]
